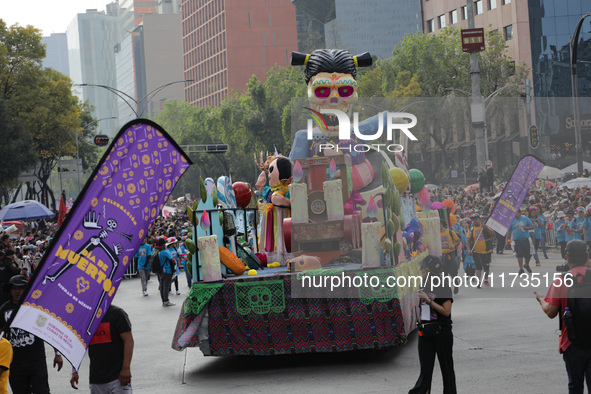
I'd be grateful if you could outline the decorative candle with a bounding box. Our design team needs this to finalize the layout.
[323,179,344,221]
[289,182,309,224]
[362,222,382,268]
[198,235,222,282]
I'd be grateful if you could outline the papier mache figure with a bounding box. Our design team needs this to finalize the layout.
[256,154,292,263]
[290,49,374,191]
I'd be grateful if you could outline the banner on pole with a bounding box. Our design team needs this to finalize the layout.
[486,155,544,236]
[9,119,191,369]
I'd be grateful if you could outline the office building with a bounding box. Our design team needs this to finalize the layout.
[67,9,120,137]
[42,33,70,76]
[182,0,299,108]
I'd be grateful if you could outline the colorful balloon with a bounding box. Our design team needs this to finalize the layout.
[408,169,425,194]
[232,182,252,208]
[417,187,431,210]
[389,168,409,192]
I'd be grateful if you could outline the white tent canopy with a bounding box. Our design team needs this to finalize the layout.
[537,166,565,180]
[561,161,591,173]
[562,177,591,189]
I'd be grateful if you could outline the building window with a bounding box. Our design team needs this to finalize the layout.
[450,10,458,24]
[475,0,483,15]
[269,12,272,27]
[248,13,251,28]
[438,14,446,29]
[426,19,434,33]
[504,24,513,40]
[461,6,467,20]
[488,0,497,9]
[502,0,511,4]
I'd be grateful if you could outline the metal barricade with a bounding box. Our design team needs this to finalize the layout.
[124,257,138,278]
[545,228,558,250]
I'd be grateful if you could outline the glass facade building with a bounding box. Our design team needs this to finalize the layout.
[529,0,591,158]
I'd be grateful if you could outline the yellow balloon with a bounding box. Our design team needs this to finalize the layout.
[390,168,409,192]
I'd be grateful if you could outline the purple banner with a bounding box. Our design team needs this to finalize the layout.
[486,155,544,236]
[9,119,191,369]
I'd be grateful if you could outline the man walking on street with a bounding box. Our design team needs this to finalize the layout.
[156,238,175,307]
[135,238,152,297]
[71,304,134,393]
[506,209,534,274]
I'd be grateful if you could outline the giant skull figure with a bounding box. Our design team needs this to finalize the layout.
[290,49,376,191]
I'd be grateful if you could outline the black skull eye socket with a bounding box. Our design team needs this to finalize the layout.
[251,295,258,302]
[269,165,274,173]
[263,295,270,301]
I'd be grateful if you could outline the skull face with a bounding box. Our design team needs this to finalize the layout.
[106,219,117,230]
[308,72,358,137]
[248,286,272,314]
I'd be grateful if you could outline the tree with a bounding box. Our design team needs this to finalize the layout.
[356,27,529,180]
[0,20,87,209]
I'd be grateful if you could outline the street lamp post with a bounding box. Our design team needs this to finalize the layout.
[442,84,522,162]
[77,80,194,119]
[570,13,591,176]
[60,117,116,195]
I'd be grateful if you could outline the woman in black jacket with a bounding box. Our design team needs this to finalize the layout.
[409,255,457,394]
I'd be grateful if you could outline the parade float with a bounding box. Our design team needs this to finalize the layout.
[172,49,443,356]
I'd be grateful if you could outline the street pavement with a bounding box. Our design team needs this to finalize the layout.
[44,249,570,393]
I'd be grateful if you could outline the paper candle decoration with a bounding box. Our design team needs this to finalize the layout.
[362,222,382,268]
[289,182,309,224]
[323,179,344,221]
[198,235,222,282]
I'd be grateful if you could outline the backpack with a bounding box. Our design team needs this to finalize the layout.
[150,250,162,274]
[564,268,591,345]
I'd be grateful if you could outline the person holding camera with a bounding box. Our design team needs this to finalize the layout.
[534,239,591,394]
[409,255,456,394]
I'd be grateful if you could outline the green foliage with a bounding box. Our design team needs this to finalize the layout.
[0,20,90,207]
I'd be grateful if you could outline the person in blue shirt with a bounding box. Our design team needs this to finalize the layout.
[506,209,534,274]
[569,208,586,241]
[535,207,548,259]
[554,211,567,260]
[135,238,152,296]
[156,238,176,307]
[582,209,591,252]
[166,238,181,296]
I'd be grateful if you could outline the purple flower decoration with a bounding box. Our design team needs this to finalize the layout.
[431,201,444,210]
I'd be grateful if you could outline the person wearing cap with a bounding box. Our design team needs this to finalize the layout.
[534,240,591,394]
[506,209,535,275]
[409,255,456,394]
[0,275,63,393]
[157,238,176,307]
[570,208,587,241]
[166,238,181,296]
[555,211,568,260]
[467,214,494,288]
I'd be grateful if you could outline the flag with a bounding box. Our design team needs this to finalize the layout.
[57,193,66,227]
[486,155,544,236]
[8,119,191,369]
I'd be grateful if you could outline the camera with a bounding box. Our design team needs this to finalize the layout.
[556,262,569,273]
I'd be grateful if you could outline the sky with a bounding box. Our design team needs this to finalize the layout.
[2,0,110,36]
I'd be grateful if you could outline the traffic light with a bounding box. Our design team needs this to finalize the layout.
[94,135,110,146]
[529,125,539,149]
